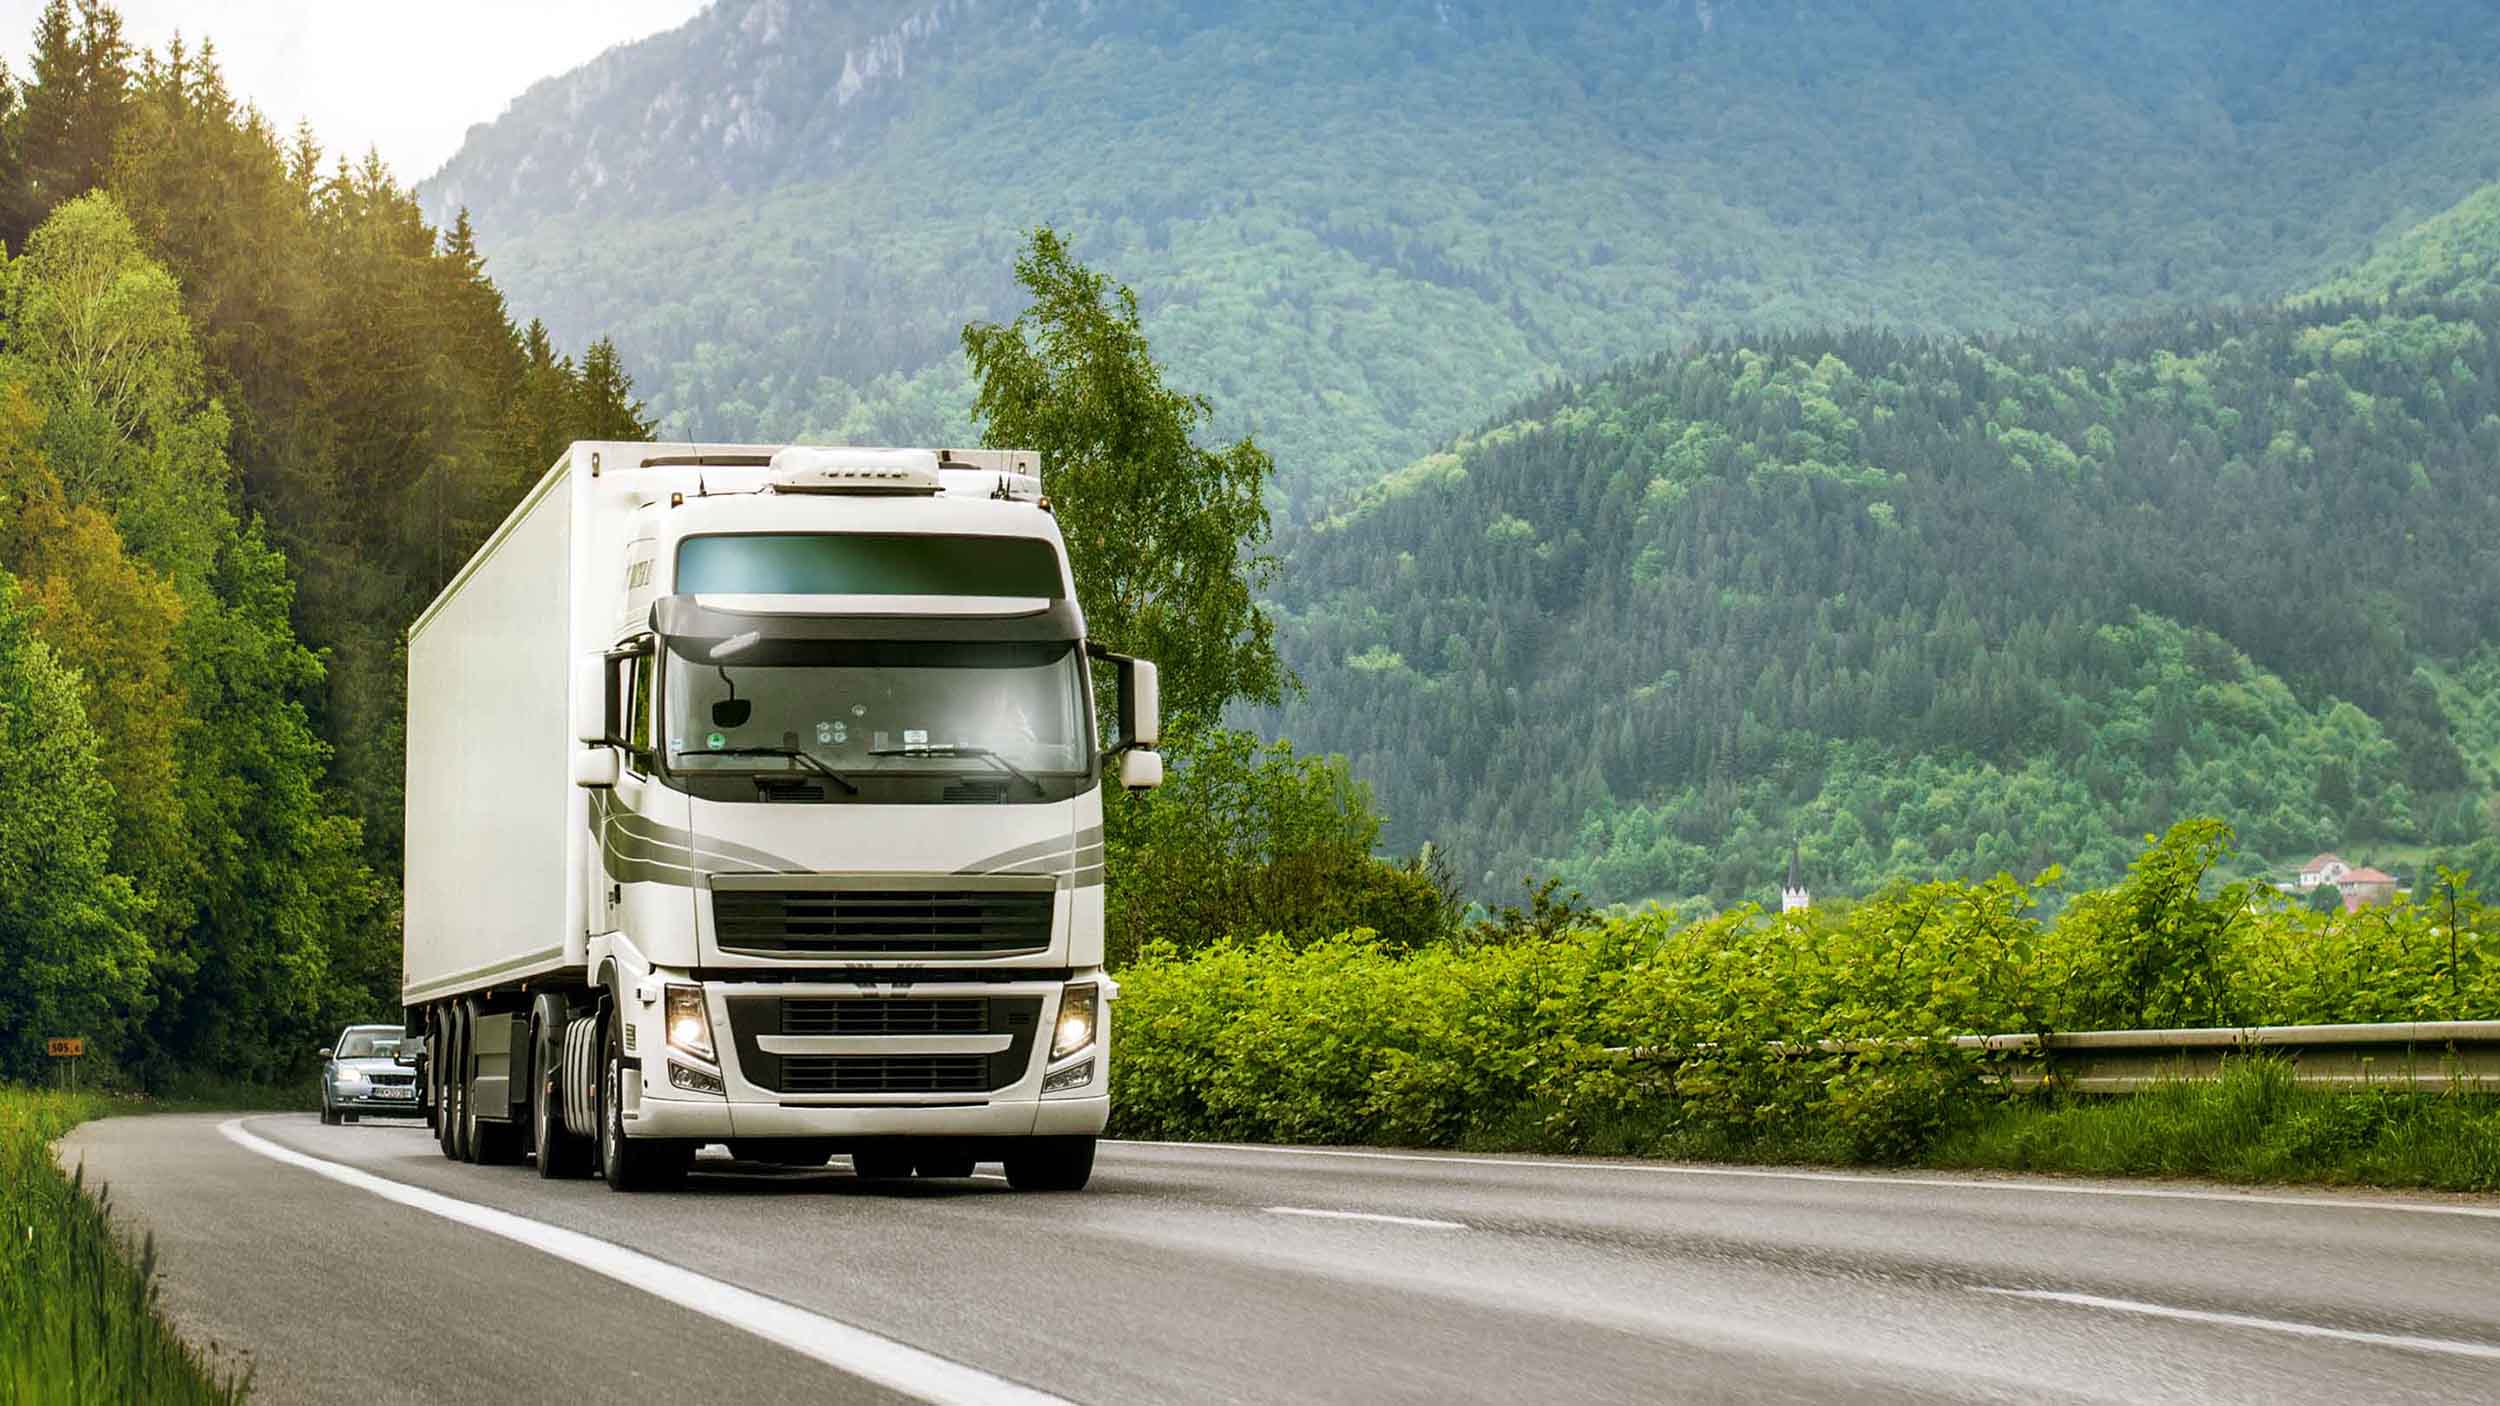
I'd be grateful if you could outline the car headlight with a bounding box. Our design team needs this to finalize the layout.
[665,984,715,1062]
[1051,983,1098,1061]
[332,1068,365,1088]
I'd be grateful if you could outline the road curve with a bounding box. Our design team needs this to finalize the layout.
[58,1114,2500,1404]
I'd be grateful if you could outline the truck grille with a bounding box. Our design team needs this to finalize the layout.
[712,888,1053,957]
[723,994,1044,1096]
[781,998,989,1036]
[778,1055,991,1095]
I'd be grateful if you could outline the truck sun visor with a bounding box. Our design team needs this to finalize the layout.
[651,594,1084,644]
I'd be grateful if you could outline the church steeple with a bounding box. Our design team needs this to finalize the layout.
[1781,840,1810,913]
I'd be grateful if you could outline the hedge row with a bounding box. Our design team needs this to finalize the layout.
[1108,821,2499,1162]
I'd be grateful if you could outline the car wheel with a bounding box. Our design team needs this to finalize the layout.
[599,1015,688,1192]
[1003,1136,1096,1192]
[320,1093,339,1126]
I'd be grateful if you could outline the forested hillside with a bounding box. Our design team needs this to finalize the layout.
[0,3,649,1080]
[1262,254,2500,905]
[423,0,2500,507]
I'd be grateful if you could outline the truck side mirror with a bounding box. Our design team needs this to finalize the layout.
[1119,748,1164,792]
[572,748,621,789]
[1118,657,1160,749]
[572,652,615,746]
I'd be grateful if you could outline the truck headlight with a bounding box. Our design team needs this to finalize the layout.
[665,984,715,1063]
[1051,983,1097,1061]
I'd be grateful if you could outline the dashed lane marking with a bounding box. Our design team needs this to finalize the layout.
[1265,1206,1468,1230]
[1972,1287,2500,1362]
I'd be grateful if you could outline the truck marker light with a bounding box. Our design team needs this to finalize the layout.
[669,1062,725,1095]
[1052,984,1098,1061]
[665,984,716,1063]
[1042,1060,1093,1094]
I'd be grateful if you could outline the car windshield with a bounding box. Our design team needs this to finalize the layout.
[662,635,1092,787]
[335,1031,400,1059]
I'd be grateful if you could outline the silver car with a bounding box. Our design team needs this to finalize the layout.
[320,1024,424,1124]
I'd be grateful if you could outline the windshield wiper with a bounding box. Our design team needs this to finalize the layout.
[867,743,1043,795]
[674,746,861,795]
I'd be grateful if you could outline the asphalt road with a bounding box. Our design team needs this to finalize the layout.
[57,1114,2500,1404]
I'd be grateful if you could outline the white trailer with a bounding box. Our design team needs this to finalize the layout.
[402,442,1161,1190]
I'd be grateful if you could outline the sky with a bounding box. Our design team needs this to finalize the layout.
[0,0,708,181]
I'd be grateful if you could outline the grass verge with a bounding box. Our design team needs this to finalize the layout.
[1441,1060,2500,1193]
[1927,1059,2500,1191]
[1,1086,251,1403]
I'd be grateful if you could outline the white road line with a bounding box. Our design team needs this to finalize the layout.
[1265,1206,1468,1230]
[1111,1140,2500,1222]
[220,1120,1067,1406]
[1972,1287,2500,1362]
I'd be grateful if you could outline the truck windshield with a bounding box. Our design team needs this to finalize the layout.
[660,635,1092,798]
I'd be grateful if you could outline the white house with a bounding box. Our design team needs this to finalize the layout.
[2295,853,2350,889]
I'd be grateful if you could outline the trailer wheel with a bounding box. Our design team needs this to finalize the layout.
[430,1008,455,1155]
[445,1007,474,1163]
[1003,1136,1096,1192]
[532,1004,591,1179]
[598,1015,689,1192]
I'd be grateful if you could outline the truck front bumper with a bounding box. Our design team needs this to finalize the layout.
[624,1090,1108,1140]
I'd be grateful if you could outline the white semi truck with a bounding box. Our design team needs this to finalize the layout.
[401,441,1161,1192]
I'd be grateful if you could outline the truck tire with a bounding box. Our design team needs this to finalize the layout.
[1003,1136,1095,1192]
[446,1008,475,1163]
[599,1015,689,1192]
[532,1004,591,1179]
[431,1009,456,1156]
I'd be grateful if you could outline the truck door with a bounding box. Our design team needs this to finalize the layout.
[595,641,662,934]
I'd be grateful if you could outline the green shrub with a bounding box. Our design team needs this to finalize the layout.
[1109,820,2500,1182]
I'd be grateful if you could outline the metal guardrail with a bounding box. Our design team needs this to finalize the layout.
[1617,1021,2500,1093]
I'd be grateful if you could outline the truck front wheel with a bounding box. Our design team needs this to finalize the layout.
[599,1017,690,1192]
[1003,1136,1096,1192]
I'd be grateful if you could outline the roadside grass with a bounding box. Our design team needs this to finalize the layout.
[1444,1060,2500,1193]
[0,1086,251,1403]
[1926,1059,2500,1192]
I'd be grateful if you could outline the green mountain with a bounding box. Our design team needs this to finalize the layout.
[1259,252,2500,904]
[424,0,2500,507]
[2308,183,2500,306]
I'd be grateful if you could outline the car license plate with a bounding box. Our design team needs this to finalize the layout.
[373,1086,415,1100]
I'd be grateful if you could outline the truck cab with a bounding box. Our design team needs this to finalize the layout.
[403,442,1159,1191]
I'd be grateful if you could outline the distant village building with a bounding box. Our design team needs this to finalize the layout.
[2334,867,2402,910]
[2296,853,2351,888]
[1780,842,1811,914]
[2277,851,2406,911]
